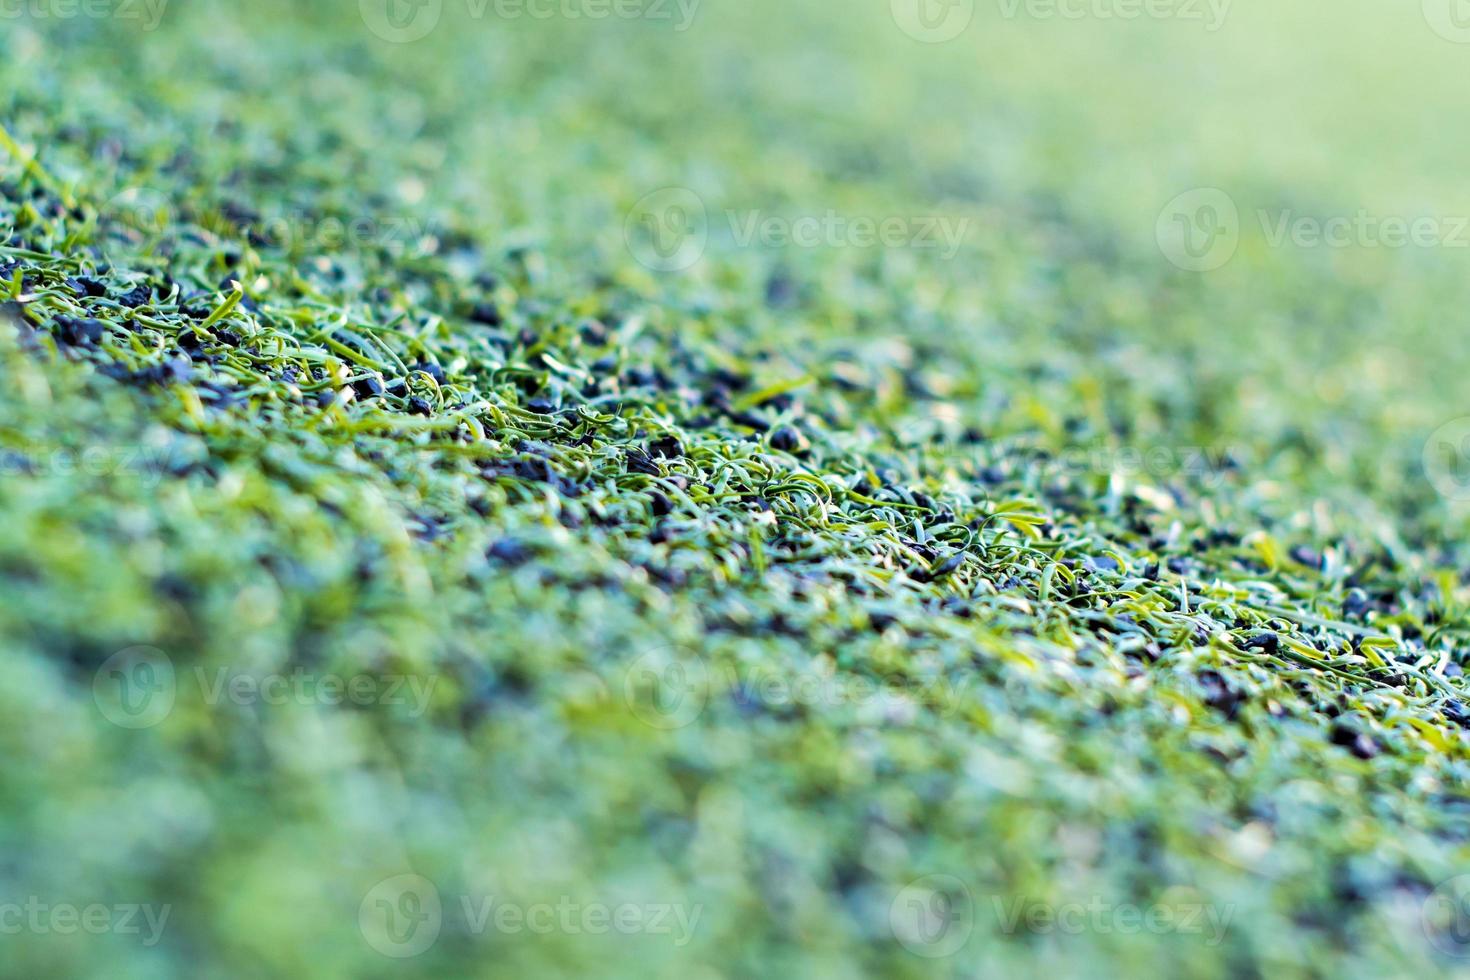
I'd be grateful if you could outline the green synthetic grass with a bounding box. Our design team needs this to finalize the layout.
[3,2,1470,976]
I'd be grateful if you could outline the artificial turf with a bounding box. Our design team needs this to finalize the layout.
[2,2,1470,976]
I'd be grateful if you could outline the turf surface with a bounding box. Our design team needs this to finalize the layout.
[3,2,1470,976]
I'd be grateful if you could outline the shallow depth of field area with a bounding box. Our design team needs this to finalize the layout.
[3,1,1470,976]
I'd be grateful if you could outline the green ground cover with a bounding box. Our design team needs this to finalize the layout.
[2,1,1470,975]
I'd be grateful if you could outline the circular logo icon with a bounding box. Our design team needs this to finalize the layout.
[1424,417,1470,502]
[896,409,980,470]
[625,187,708,273]
[621,646,708,730]
[360,0,443,43]
[1156,188,1240,272]
[1423,875,1470,957]
[889,874,974,958]
[891,0,975,42]
[1424,0,1470,43]
[93,646,176,729]
[360,874,443,958]
[100,187,174,240]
